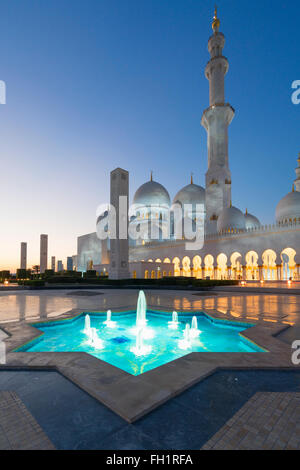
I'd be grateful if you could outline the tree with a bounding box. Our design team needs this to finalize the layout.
[32,265,40,275]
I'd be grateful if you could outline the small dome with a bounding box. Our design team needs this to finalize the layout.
[244,210,261,229]
[133,180,170,208]
[217,205,246,232]
[276,189,300,223]
[173,183,205,208]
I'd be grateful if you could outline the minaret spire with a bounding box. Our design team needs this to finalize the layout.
[191,172,194,184]
[212,5,220,32]
[201,6,235,233]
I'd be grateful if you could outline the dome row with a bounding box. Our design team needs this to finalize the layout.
[132,177,300,230]
[132,179,205,209]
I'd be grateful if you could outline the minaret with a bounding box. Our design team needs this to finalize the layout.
[294,153,300,192]
[201,7,235,233]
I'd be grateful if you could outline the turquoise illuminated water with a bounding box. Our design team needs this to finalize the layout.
[19,311,265,375]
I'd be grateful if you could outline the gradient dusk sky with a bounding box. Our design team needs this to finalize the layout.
[0,0,299,271]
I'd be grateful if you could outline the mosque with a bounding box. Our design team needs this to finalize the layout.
[77,8,300,281]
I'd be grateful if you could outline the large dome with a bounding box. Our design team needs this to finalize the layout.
[217,205,246,232]
[133,180,170,208]
[245,210,261,229]
[172,183,205,207]
[276,189,300,223]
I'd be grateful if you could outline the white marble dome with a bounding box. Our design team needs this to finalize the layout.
[172,183,205,208]
[217,205,246,232]
[133,180,170,208]
[276,189,300,223]
[244,210,261,229]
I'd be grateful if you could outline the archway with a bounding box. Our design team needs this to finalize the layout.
[172,257,181,277]
[151,270,156,279]
[193,255,202,279]
[217,253,228,279]
[230,252,242,280]
[144,270,149,279]
[281,248,297,280]
[245,251,259,280]
[182,256,191,277]
[204,254,214,279]
[163,258,171,263]
[262,249,277,280]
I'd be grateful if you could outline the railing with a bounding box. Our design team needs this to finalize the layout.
[205,219,300,240]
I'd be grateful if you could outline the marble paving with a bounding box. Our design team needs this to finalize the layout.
[0,391,55,450]
[201,392,300,450]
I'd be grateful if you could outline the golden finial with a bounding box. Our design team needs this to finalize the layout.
[212,4,220,33]
[292,184,295,192]
[191,172,194,185]
[229,200,232,208]
[150,171,153,182]
[245,208,248,215]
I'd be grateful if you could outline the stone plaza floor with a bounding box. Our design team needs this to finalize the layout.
[0,287,300,449]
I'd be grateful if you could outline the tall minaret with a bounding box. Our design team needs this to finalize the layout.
[294,153,300,192]
[201,7,235,233]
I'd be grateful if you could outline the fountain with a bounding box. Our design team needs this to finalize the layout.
[87,327,104,349]
[83,314,91,334]
[178,323,192,350]
[168,311,179,329]
[103,309,116,328]
[130,328,152,357]
[130,291,153,354]
[136,290,147,327]
[190,315,200,338]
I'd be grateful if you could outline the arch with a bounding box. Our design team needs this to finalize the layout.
[245,251,259,280]
[133,270,137,279]
[148,259,153,263]
[155,258,162,263]
[163,258,171,263]
[193,255,202,279]
[182,256,191,277]
[217,253,228,280]
[281,247,297,280]
[144,270,149,279]
[163,271,167,277]
[262,249,277,280]
[230,252,242,280]
[204,254,214,279]
[172,257,181,277]
[151,270,156,279]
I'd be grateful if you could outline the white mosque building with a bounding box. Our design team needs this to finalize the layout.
[77,9,300,282]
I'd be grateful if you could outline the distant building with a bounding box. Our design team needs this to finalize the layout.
[72,255,78,271]
[51,256,56,271]
[67,257,73,271]
[57,260,63,272]
[40,234,48,274]
[20,242,27,269]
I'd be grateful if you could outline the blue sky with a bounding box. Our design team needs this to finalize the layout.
[0,0,299,270]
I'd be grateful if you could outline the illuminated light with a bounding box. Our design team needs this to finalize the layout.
[260,280,264,284]
[263,318,277,323]
[287,280,292,286]
[240,281,246,286]
[230,311,241,318]
[282,321,295,326]
[4,280,9,285]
